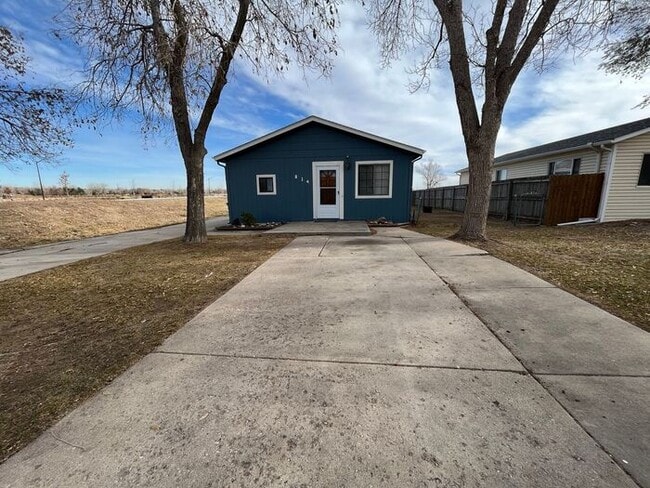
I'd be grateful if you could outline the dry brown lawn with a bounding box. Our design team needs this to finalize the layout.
[0,234,291,462]
[0,195,228,249]
[413,210,649,332]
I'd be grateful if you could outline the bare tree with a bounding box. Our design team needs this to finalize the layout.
[62,0,339,244]
[0,27,73,169]
[59,171,70,196]
[368,0,612,240]
[601,0,650,107]
[415,159,444,189]
[87,183,109,196]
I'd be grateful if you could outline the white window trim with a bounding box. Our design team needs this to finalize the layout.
[312,161,344,219]
[552,159,573,176]
[355,160,393,199]
[495,169,508,181]
[256,174,276,195]
[636,153,650,188]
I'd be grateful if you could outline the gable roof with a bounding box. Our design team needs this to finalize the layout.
[213,115,425,162]
[457,117,650,173]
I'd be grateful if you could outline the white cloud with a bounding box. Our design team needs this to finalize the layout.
[3,1,649,190]
[498,53,650,156]
[239,3,464,188]
[241,3,650,188]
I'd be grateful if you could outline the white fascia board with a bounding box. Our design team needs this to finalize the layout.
[458,143,609,172]
[610,127,650,144]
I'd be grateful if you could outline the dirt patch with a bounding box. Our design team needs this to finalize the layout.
[0,195,228,249]
[0,234,291,461]
[413,211,650,332]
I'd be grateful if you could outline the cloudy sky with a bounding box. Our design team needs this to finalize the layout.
[1,0,649,190]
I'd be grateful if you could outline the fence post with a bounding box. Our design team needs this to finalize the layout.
[506,180,514,220]
[452,186,457,211]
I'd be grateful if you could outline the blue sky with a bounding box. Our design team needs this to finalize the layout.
[1,1,649,190]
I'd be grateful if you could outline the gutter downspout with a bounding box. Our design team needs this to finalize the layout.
[589,142,613,173]
[588,143,613,222]
[408,155,423,223]
[215,159,230,222]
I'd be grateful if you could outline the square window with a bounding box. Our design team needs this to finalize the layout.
[256,175,276,195]
[639,154,650,186]
[572,158,581,175]
[495,169,507,181]
[356,161,392,198]
[552,159,573,176]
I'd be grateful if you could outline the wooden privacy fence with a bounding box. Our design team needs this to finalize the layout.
[413,174,604,225]
[544,173,605,225]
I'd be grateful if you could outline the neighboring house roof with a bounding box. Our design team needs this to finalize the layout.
[213,115,425,162]
[457,117,650,173]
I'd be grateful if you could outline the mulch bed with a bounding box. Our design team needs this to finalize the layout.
[216,222,284,231]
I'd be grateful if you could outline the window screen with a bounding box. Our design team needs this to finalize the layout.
[358,164,390,196]
[553,159,573,175]
[257,176,275,194]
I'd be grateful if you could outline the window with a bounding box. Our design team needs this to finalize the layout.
[572,158,581,175]
[355,161,393,198]
[549,158,581,176]
[256,174,276,195]
[639,154,650,186]
[495,169,507,181]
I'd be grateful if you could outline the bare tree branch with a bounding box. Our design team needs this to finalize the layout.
[0,26,74,168]
[61,0,339,243]
[368,0,612,240]
[415,159,444,189]
[601,0,650,107]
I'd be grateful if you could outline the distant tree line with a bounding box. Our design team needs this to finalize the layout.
[1,184,226,199]
[3,0,647,241]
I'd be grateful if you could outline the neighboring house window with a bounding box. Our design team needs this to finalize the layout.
[639,154,650,186]
[572,158,581,175]
[495,169,507,181]
[356,161,393,198]
[549,158,580,176]
[256,174,276,195]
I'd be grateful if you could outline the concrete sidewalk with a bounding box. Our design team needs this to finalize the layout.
[0,217,226,281]
[0,228,648,487]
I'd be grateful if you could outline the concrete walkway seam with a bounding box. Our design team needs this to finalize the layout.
[154,349,529,375]
[402,236,643,488]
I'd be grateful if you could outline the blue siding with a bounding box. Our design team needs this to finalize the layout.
[221,122,418,222]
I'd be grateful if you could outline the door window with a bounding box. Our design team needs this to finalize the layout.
[320,170,336,205]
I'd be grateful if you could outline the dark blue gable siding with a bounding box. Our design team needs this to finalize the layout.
[221,122,418,222]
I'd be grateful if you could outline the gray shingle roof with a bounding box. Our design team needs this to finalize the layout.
[494,117,650,165]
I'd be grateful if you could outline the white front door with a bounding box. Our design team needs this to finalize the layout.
[313,161,343,219]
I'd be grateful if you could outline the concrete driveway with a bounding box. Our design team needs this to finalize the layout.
[0,217,226,281]
[1,228,648,487]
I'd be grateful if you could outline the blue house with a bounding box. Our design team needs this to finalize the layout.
[213,116,425,223]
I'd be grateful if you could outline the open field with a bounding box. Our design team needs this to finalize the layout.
[0,195,228,249]
[0,234,292,462]
[413,210,650,332]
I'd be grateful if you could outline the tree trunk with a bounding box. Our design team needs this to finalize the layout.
[453,142,495,241]
[183,150,207,244]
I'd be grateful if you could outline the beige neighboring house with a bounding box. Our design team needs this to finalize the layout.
[456,117,650,222]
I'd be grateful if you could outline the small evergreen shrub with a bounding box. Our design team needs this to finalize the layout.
[240,212,256,227]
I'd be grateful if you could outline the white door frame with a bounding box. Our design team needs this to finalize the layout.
[312,161,344,220]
